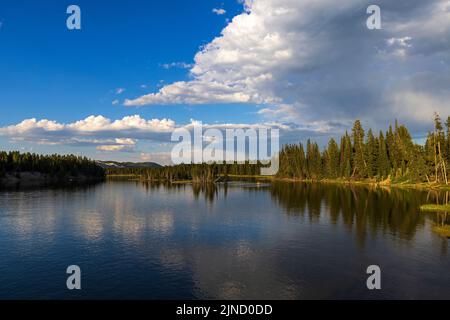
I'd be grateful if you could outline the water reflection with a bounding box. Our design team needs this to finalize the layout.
[137,181,440,245]
[0,180,449,299]
[270,183,433,244]
[141,180,448,247]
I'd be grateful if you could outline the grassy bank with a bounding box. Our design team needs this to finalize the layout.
[225,174,450,191]
[420,204,450,212]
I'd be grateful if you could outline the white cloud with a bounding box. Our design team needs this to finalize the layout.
[386,37,412,48]
[0,115,177,150]
[115,88,126,95]
[112,99,120,105]
[97,145,132,152]
[160,62,194,69]
[96,138,137,151]
[115,138,136,145]
[140,152,171,164]
[1,118,65,133]
[0,115,293,138]
[0,115,297,150]
[65,115,175,132]
[124,0,450,131]
[125,0,298,107]
[212,8,226,15]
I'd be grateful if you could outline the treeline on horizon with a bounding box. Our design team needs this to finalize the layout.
[108,161,264,182]
[277,113,449,184]
[0,151,105,179]
[108,113,450,185]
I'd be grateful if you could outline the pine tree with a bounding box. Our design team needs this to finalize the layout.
[366,129,377,178]
[326,138,340,178]
[306,140,322,179]
[377,131,390,179]
[351,120,367,178]
[385,125,396,176]
[340,132,352,179]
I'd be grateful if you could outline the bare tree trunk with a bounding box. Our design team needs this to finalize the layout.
[442,160,448,185]
[434,134,439,183]
[437,141,448,185]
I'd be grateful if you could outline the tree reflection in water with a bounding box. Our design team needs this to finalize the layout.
[138,180,448,247]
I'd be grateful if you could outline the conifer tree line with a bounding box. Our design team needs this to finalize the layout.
[0,151,105,178]
[109,113,450,185]
[277,113,450,184]
[107,162,264,182]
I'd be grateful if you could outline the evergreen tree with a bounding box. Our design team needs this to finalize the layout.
[386,125,396,175]
[377,131,390,179]
[351,120,367,178]
[326,138,340,178]
[366,129,377,178]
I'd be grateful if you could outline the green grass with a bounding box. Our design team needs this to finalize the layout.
[433,225,450,238]
[420,204,450,212]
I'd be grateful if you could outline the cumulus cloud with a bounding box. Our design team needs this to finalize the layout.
[0,114,348,163]
[0,115,299,151]
[0,115,176,151]
[115,88,126,95]
[65,115,175,132]
[97,145,133,152]
[124,0,450,133]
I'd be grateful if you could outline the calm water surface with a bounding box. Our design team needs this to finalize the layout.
[0,180,449,299]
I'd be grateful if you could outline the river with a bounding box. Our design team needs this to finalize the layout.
[0,180,449,299]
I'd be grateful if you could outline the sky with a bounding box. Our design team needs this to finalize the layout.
[0,0,449,164]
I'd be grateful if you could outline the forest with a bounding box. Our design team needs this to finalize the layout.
[0,152,105,179]
[277,113,450,184]
[108,113,450,185]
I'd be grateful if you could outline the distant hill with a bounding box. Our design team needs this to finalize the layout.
[96,160,162,169]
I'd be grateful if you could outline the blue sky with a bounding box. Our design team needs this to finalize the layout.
[1,0,449,163]
[0,0,247,124]
[0,0,258,161]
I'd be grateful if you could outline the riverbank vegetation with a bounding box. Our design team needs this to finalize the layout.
[420,204,450,212]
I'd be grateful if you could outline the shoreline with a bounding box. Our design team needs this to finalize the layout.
[106,173,450,191]
[271,177,450,191]
[0,172,105,188]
